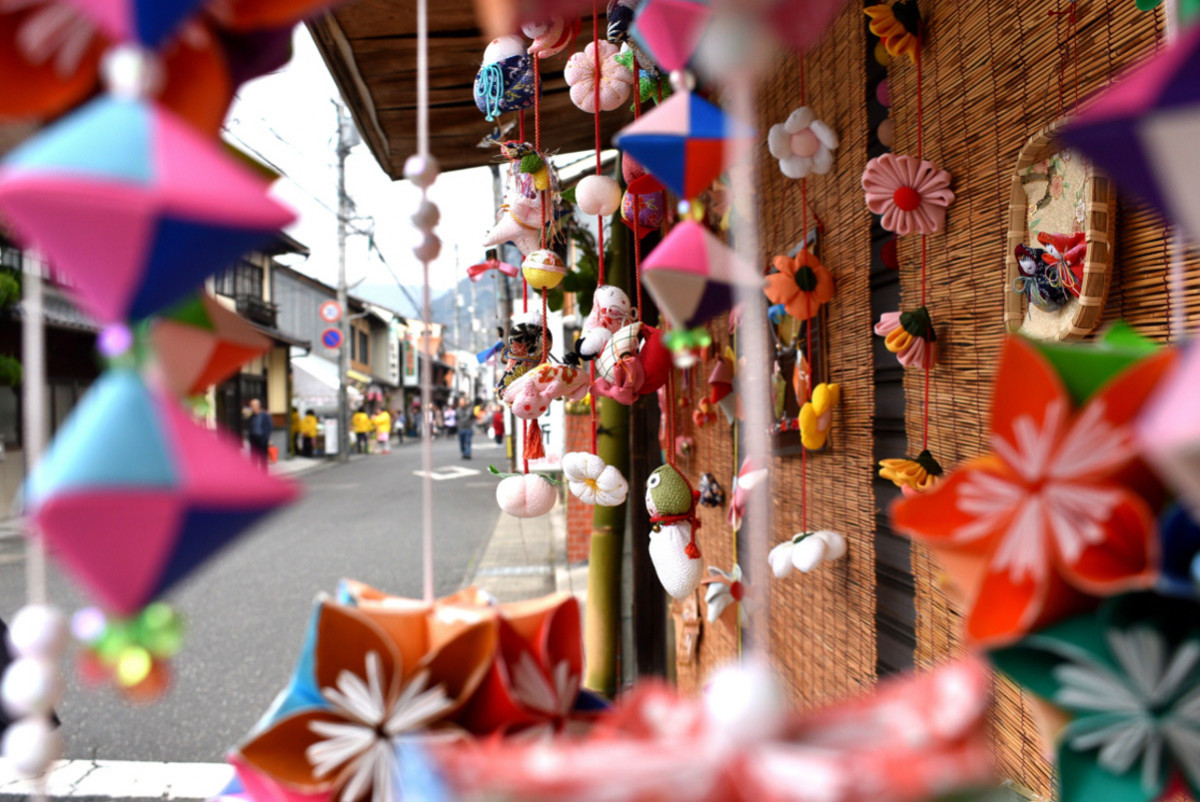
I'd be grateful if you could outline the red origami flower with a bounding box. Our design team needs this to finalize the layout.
[892,337,1174,647]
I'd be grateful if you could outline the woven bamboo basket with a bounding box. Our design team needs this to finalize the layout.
[1003,120,1116,341]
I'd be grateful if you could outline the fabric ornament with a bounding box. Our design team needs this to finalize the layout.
[728,457,767,533]
[767,107,838,179]
[1037,231,1087,299]
[1013,243,1070,313]
[701,564,745,626]
[523,17,580,57]
[764,250,834,321]
[575,174,622,217]
[562,452,629,507]
[495,311,551,398]
[496,473,558,518]
[482,189,548,257]
[798,382,840,451]
[769,530,847,578]
[577,285,635,360]
[865,1,921,62]
[698,472,724,506]
[564,40,634,114]
[503,363,591,420]
[892,335,1176,647]
[149,293,271,398]
[862,152,955,236]
[1139,337,1200,528]
[879,449,943,495]
[620,174,667,237]
[646,464,703,600]
[474,35,538,122]
[467,256,520,282]
[692,397,717,427]
[641,220,759,330]
[73,602,183,701]
[875,306,936,369]
[592,322,671,404]
[709,349,736,423]
[521,249,566,290]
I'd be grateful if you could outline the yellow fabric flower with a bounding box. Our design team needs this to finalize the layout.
[866,1,921,62]
[798,382,840,450]
[879,449,943,493]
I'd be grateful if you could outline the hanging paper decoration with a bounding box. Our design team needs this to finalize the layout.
[1140,339,1200,525]
[728,457,767,533]
[862,153,954,237]
[708,348,736,422]
[1059,24,1200,246]
[474,35,539,122]
[865,1,921,62]
[562,452,629,507]
[504,363,591,420]
[614,92,754,201]
[892,335,1176,647]
[767,107,839,179]
[701,564,744,626]
[879,449,942,495]
[564,40,635,113]
[620,174,667,237]
[59,0,209,48]
[764,250,834,321]
[149,293,271,398]
[646,464,703,600]
[496,472,559,518]
[24,370,298,616]
[0,3,106,122]
[692,398,717,427]
[874,306,935,369]
[523,16,580,57]
[992,593,1200,802]
[630,0,713,73]
[467,257,520,281]
[577,285,635,359]
[0,96,295,323]
[1156,504,1200,598]
[769,530,847,578]
[661,327,712,368]
[798,382,840,450]
[72,602,184,701]
[641,220,758,330]
[592,322,672,404]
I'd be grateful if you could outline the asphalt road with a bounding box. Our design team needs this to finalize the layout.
[0,435,503,764]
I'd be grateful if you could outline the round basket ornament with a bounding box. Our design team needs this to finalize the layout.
[1004,121,1116,341]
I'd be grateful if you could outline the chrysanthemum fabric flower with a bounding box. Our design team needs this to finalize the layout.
[866,1,922,61]
[879,449,943,494]
[564,40,634,113]
[562,452,629,507]
[862,153,955,236]
[875,306,936,369]
[764,251,834,321]
[769,530,847,578]
[799,382,840,450]
[892,336,1176,647]
[767,107,839,179]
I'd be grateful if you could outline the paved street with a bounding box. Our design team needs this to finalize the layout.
[0,436,504,765]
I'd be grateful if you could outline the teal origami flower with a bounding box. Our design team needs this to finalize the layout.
[992,593,1200,802]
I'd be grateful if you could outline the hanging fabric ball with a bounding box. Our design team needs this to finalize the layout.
[7,605,67,659]
[411,199,440,232]
[484,35,527,63]
[414,233,442,263]
[875,79,891,107]
[404,154,440,189]
[576,175,623,216]
[1,717,62,777]
[877,117,894,148]
[522,250,566,290]
[496,474,557,518]
[1,658,62,718]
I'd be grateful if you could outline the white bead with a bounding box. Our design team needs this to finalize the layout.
[404,155,440,189]
[1,717,62,778]
[100,45,165,100]
[576,175,623,217]
[1,658,61,718]
[411,199,440,232]
[8,605,67,659]
[413,233,442,263]
[704,659,787,746]
[668,70,696,94]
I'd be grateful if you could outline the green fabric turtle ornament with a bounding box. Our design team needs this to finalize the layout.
[645,464,703,600]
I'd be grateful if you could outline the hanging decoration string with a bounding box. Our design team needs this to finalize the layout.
[798,52,810,534]
[589,4,605,457]
[915,48,932,454]
[1164,0,1187,340]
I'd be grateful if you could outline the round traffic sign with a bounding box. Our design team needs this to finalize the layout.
[321,327,343,349]
[319,300,342,323]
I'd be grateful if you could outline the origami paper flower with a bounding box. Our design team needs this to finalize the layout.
[769,530,846,577]
[150,292,271,397]
[764,250,834,322]
[767,107,838,179]
[862,153,955,236]
[875,306,936,369]
[992,593,1200,802]
[701,564,745,625]
[879,449,943,494]
[799,382,840,450]
[866,1,921,62]
[893,336,1176,646]
[729,457,767,533]
[642,220,759,330]
[564,40,634,114]
[562,452,629,507]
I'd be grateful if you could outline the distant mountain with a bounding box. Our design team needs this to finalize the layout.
[354,277,507,351]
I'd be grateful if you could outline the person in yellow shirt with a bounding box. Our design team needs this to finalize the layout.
[351,407,371,454]
[290,406,300,456]
[372,408,392,455]
[300,410,319,458]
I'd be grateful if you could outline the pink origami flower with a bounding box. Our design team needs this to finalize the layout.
[862,153,955,236]
[564,40,634,114]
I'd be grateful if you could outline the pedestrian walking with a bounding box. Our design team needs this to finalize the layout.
[352,407,371,454]
[301,410,318,457]
[372,407,392,454]
[443,403,457,441]
[492,404,505,445]
[457,397,473,459]
[246,398,272,470]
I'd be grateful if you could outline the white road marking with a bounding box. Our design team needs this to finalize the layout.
[0,759,234,799]
[412,466,481,481]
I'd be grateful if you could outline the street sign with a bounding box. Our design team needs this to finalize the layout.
[321,327,343,349]
[319,300,342,323]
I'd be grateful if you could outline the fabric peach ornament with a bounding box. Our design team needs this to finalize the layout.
[764,250,834,321]
[767,107,839,179]
[875,306,936,369]
[562,452,629,507]
[564,40,634,113]
[862,153,955,236]
[798,382,840,450]
[575,174,622,217]
[496,473,558,518]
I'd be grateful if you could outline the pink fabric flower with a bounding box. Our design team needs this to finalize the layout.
[564,41,634,113]
[874,307,936,369]
[862,153,955,236]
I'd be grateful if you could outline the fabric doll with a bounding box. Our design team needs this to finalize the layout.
[646,464,703,600]
[577,285,635,360]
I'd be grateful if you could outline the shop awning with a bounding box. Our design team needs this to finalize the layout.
[292,353,362,412]
[346,368,374,384]
[307,6,634,177]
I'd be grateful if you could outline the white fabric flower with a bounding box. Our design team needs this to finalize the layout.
[769,530,846,578]
[704,565,745,624]
[767,107,838,179]
[562,452,629,507]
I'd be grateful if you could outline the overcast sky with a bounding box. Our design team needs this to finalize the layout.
[224,27,497,308]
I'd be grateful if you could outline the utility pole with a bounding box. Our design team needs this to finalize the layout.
[335,102,357,463]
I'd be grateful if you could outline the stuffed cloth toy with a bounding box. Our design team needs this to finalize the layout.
[646,464,703,600]
[503,363,591,420]
[621,175,667,237]
[592,323,671,404]
[495,312,551,398]
[577,285,634,359]
[1036,231,1087,298]
[496,474,557,518]
[1013,243,1069,312]
[474,35,539,121]
[482,189,548,257]
[564,40,634,113]
[698,472,725,507]
[523,17,579,57]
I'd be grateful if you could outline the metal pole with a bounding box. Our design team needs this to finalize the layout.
[336,103,351,463]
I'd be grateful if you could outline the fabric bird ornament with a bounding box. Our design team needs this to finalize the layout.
[645,464,703,600]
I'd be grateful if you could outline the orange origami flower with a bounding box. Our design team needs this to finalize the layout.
[892,337,1175,647]
[764,250,833,321]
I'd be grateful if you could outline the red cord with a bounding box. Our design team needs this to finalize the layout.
[633,56,642,118]
[589,363,597,453]
[799,55,806,107]
[915,51,924,159]
[519,110,526,144]
[633,197,643,312]
[666,362,676,467]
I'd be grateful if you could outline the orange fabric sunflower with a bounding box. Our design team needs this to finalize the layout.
[764,251,834,321]
[866,1,921,62]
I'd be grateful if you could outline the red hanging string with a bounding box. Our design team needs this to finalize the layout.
[915,51,924,159]
[666,361,677,468]
[801,293,811,532]
[916,49,930,454]
[519,109,526,145]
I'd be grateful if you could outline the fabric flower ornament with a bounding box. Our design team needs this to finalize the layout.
[701,564,745,626]
[875,306,936,369]
[879,449,944,495]
[767,107,839,179]
[769,530,847,578]
[764,250,834,321]
[862,153,955,236]
[562,452,629,507]
[892,336,1176,647]
[866,1,921,62]
[564,40,634,114]
[798,382,840,450]
[992,593,1200,802]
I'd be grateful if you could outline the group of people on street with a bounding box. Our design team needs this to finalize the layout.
[352,406,394,454]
